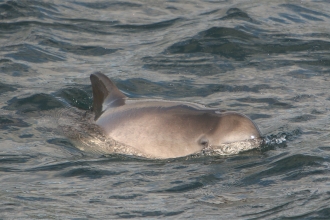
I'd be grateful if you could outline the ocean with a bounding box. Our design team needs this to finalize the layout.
[1,0,330,219]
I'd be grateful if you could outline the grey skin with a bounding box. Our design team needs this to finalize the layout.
[90,72,261,158]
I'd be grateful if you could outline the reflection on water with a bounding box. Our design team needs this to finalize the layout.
[1,0,330,219]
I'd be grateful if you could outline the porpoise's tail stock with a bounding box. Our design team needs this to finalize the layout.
[90,72,127,120]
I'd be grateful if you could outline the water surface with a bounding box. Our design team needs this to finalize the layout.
[1,0,330,219]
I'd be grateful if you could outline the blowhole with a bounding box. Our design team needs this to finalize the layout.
[198,137,209,147]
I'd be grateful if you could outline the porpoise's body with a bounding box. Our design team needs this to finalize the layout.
[90,72,261,158]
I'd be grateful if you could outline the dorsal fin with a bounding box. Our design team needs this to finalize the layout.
[90,72,127,120]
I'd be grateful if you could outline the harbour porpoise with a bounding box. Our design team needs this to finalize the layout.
[90,72,262,159]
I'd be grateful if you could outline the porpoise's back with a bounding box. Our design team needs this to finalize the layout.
[90,72,261,158]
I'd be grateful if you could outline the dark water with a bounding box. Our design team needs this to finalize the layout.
[1,0,330,219]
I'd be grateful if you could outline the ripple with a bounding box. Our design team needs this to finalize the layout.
[116,77,275,98]
[0,59,31,76]
[1,0,330,218]
[0,0,59,20]
[4,93,65,113]
[0,115,29,129]
[109,194,142,200]
[142,55,233,75]
[156,181,204,193]
[0,154,32,164]
[278,13,306,23]
[16,195,57,202]
[116,210,184,218]
[0,81,16,94]
[289,114,317,123]
[6,44,65,63]
[55,86,92,110]
[241,154,326,185]
[163,25,330,72]
[281,4,330,18]
[47,138,76,148]
[39,38,118,56]
[74,1,142,10]
[220,8,255,23]
[236,97,294,109]
[165,27,256,61]
[58,167,126,179]
[114,18,182,31]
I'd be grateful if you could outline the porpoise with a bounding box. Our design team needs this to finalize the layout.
[90,72,261,158]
